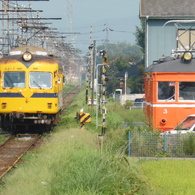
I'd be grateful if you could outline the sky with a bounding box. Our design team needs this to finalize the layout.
[21,0,140,53]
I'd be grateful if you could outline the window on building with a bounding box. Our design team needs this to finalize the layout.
[177,29,195,50]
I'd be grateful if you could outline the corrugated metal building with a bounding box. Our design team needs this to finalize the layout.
[140,0,195,67]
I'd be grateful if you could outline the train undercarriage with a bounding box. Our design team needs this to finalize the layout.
[0,111,61,133]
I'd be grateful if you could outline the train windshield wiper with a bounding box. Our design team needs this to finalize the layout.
[165,94,175,101]
[33,80,42,89]
[5,75,14,88]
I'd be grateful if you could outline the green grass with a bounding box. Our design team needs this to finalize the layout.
[140,159,195,195]
[107,102,145,123]
[0,135,10,144]
[63,83,79,96]
[0,129,146,195]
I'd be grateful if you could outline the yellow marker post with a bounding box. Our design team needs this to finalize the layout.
[79,112,91,130]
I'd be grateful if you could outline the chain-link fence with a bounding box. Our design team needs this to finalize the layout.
[127,131,195,157]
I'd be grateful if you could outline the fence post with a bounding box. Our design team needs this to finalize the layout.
[128,131,131,156]
[164,133,167,154]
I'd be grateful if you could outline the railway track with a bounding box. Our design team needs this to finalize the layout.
[62,85,81,109]
[0,85,81,180]
[0,134,41,180]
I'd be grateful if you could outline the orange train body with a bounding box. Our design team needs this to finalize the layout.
[143,56,195,132]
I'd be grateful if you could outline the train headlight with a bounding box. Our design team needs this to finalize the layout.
[183,52,192,61]
[1,103,6,109]
[48,103,52,109]
[22,51,32,61]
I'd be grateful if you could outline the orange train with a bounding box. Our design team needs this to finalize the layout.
[143,52,195,132]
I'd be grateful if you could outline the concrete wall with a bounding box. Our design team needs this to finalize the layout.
[120,94,145,105]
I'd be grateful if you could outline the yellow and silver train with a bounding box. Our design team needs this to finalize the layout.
[0,46,64,132]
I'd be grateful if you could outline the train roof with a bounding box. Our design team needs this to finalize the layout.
[144,56,195,73]
[9,46,51,56]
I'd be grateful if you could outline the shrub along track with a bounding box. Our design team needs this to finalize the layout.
[0,85,81,180]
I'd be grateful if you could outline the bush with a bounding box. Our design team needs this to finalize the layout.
[123,100,134,109]
[183,135,195,155]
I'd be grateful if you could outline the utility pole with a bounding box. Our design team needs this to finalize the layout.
[103,23,113,52]
[86,43,93,104]
[0,1,62,54]
[125,71,128,102]
[96,50,108,136]
[91,40,96,106]
[86,25,95,105]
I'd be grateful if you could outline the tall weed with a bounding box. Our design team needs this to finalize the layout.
[0,129,146,195]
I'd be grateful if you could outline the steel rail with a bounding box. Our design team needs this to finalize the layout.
[0,134,40,180]
[0,135,14,148]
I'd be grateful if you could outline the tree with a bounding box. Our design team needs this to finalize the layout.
[95,42,143,95]
[124,19,146,94]
[134,19,145,55]
[97,41,142,59]
[127,64,144,93]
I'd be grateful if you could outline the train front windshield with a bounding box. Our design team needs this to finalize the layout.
[3,71,25,88]
[30,72,52,89]
[158,81,195,101]
[158,81,175,100]
[176,116,195,130]
[179,82,195,100]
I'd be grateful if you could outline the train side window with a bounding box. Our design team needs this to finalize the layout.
[179,82,195,101]
[3,71,25,88]
[158,81,175,101]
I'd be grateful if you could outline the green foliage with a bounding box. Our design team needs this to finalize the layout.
[97,41,142,60]
[107,102,145,123]
[124,63,145,94]
[183,135,195,155]
[123,100,134,109]
[50,144,142,194]
[134,19,145,54]
[107,97,115,102]
[96,41,144,95]
[0,135,10,144]
[63,83,78,96]
[127,74,144,93]
[106,76,120,96]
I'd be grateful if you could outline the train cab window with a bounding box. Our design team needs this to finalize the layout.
[179,82,195,101]
[3,71,25,88]
[30,72,52,89]
[158,81,175,101]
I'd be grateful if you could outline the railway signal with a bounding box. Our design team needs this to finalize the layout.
[96,50,109,136]
[99,50,108,66]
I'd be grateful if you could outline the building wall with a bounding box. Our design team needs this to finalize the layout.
[146,19,195,67]
[146,19,176,67]
[120,94,145,105]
